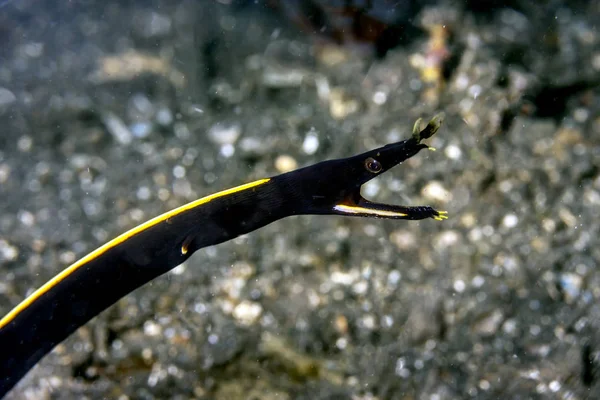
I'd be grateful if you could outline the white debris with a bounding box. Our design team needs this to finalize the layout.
[103,112,132,145]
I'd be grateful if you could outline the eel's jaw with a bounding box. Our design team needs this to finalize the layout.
[332,193,448,221]
[333,203,409,218]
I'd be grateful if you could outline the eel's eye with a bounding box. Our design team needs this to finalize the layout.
[365,157,382,173]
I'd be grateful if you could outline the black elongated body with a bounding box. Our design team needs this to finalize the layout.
[0,115,446,397]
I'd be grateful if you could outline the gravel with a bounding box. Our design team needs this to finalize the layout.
[0,0,599,399]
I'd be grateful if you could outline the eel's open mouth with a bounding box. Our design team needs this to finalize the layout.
[332,113,448,221]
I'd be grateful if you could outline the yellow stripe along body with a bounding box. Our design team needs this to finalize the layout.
[0,178,275,396]
[0,178,270,330]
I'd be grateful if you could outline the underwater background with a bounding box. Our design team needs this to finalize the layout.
[0,0,599,398]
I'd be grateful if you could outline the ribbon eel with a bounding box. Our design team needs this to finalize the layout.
[0,114,447,397]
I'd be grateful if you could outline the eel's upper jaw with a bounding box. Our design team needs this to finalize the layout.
[333,192,448,220]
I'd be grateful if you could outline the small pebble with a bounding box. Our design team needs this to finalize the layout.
[362,181,380,198]
[473,310,504,336]
[59,250,76,265]
[174,122,191,140]
[502,213,518,229]
[559,273,582,304]
[156,107,173,126]
[352,281,368,295]
[387,270,402,287]
[129,93,154,118]
[17,136,33,152]
[329,88,359,120]
[208,122,241,145]
[372,91,387,105]
[389,229,417,250]
[232,301,263,326]
[0,87,16,108]
[436,230,461,248]
[0,240,18,262]
[261,67,308,88]
[0,164,10,184]
[137,11,172,38]
[173,165,186,179]
[334,315,348,335]
[136,186,152,201]
[18,210,35,226]
[143,320,162,336]
[239,137,264,155]
[548,380,561,392]
[421,180,452,203]
[102,113,132,145]
[360,314,376,330]
[330,271,356,286]
[302,131,319,155]
[220,144,235,158]
[336,337,348,350]
[130,122,152,138]
[453,279,466,293]
[275,155,298,173]
[22,42,44,58]
[444,144,462,160]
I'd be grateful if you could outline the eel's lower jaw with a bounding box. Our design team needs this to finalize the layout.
[333,202,410,219]
[332,195,410,219]
[333,196,448,221]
